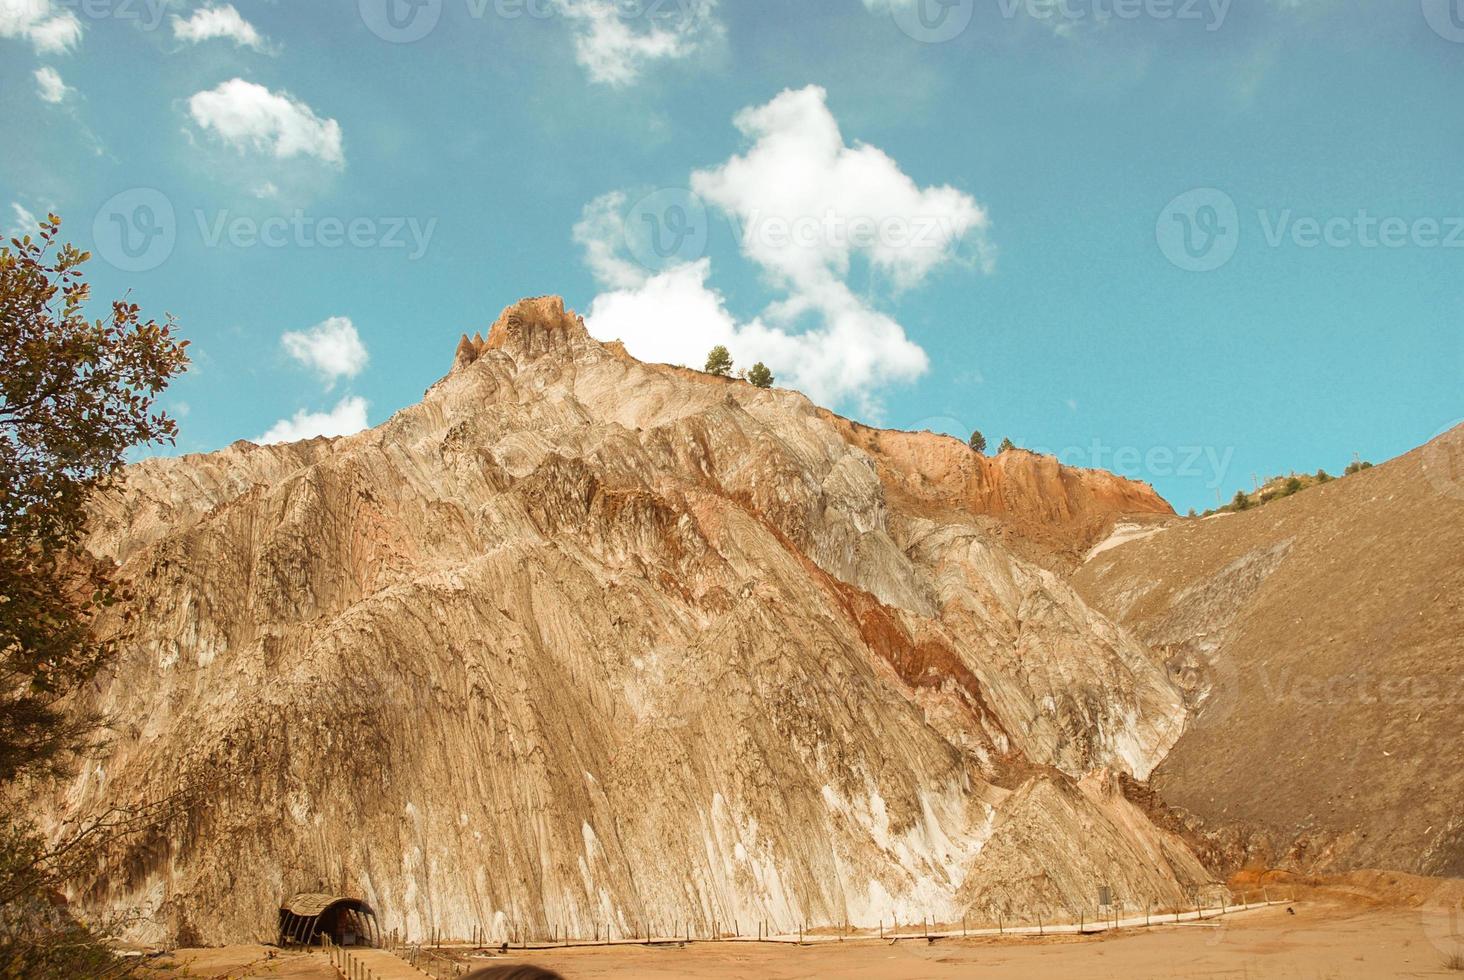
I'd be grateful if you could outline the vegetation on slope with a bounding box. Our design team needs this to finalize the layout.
[0,216,189,977]
[1199,458,1374,517]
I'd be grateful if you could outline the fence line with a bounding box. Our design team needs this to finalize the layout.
[355,888,1294,954]
[324,933,457,979]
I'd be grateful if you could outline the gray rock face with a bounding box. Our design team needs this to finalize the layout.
[60,297,1210,945]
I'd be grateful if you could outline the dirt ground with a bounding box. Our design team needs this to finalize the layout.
[147,945,335,978]
[153,898,1464,979]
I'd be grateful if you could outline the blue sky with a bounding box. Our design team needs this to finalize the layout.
[2,0,1460,512]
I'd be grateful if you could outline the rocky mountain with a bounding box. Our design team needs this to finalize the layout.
[59,297,1211,945]
[1074,425,1464,878]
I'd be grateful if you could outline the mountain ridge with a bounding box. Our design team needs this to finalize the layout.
[56,296,1209,945]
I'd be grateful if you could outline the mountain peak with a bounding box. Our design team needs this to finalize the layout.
[454,295,589,371]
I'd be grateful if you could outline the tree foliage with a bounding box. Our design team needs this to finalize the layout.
[997,437,1016,453]
[746,362,774,389]
[703,345,733,377]
[0,215,189,974]
[1,216,188,784]
[0,800,187,977]
[968,430,986,454]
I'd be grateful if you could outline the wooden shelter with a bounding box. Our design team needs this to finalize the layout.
[278,893,379,947]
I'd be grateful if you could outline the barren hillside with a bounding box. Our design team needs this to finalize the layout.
[1074,425,1464,877]
[53,297,1211,946]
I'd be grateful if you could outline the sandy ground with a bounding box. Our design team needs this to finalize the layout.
[150,945,337,979]
[153,900,1464,979]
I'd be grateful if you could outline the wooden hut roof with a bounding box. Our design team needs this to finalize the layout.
[280,893,372,918]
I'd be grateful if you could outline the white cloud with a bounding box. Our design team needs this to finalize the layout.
[554,0,722,86]
[0,0,81,54]
[33,65,69,103]
[584,259,928,409]
[577,86,986,410]
[172,4,270,51]
[6,202,39,239]
[572,191,650,290]
[187,79,343,166]
[257,395,369,445]
[691,85,990,292]
[584,260,736,372]
[281,316,369,385]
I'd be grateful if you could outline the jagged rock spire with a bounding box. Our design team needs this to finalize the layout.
[452,296,590,372]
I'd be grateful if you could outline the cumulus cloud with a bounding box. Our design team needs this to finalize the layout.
[187,78,343,166]
[555,0,722,86]
[257,395,369,445]
[584,259,928,407]
[33,65,69,103]
[692,85,990,291]
[0,0,81,54]
[576,86,986,411]
[281,316,368,386]
[172,4,270,51]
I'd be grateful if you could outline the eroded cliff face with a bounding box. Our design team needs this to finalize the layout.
[824,416,1172,571]
[59,296,1207,945]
